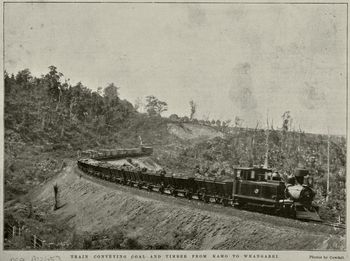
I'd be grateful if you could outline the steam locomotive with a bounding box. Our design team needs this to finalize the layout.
[77,150,321,221]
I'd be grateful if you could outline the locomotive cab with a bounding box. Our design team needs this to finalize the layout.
[232,167,285,208]
[234,167,272,182]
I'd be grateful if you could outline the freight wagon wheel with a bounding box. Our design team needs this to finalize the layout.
[171,189,177,197]
[159,185,165,194]
[184,191,192,200]
[202,194,210,203]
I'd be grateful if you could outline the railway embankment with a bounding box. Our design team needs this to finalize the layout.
[28,161,345,250]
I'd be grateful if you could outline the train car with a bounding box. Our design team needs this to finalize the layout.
[76,156,320,221]
[146,171,164,192]
[167,176,196,198]
[194,178,233,205]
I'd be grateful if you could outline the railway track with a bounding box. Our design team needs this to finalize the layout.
[76,164,345,232]
[319,221,346,230]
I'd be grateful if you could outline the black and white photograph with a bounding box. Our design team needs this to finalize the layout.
[1,1,348,260]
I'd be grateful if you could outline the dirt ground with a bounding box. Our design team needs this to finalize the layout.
[30,161,345,250]
[167,123,224,140]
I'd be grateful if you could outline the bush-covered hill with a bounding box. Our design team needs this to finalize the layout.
[156,126,346,222]
[4,66,179,201]
[4,66,176,148]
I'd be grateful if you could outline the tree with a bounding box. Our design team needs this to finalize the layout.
[134,97,144,112]
[44,65,64,102]
[234,116,243,128]
[189,100,197,120]
[181,116,190,122]
[169,114,180,121]
[281,111,291,132]
[145,95,168,116]
[222,120,231,127]
[103,83,119,101]
[15,69,32,86]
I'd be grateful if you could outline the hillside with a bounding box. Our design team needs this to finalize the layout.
[5,162,345,250]
[167,123,224,141]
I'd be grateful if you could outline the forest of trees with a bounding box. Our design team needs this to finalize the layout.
[4,66,173,149]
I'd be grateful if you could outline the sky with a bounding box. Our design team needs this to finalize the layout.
[4,3,347,135]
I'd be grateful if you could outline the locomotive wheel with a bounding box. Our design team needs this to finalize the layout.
[234,200,245,209]
[222,198,228,207]
[291,205,297,219]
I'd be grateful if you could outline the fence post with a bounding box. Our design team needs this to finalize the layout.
[13,226,16,238]
[33,235,37,249]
